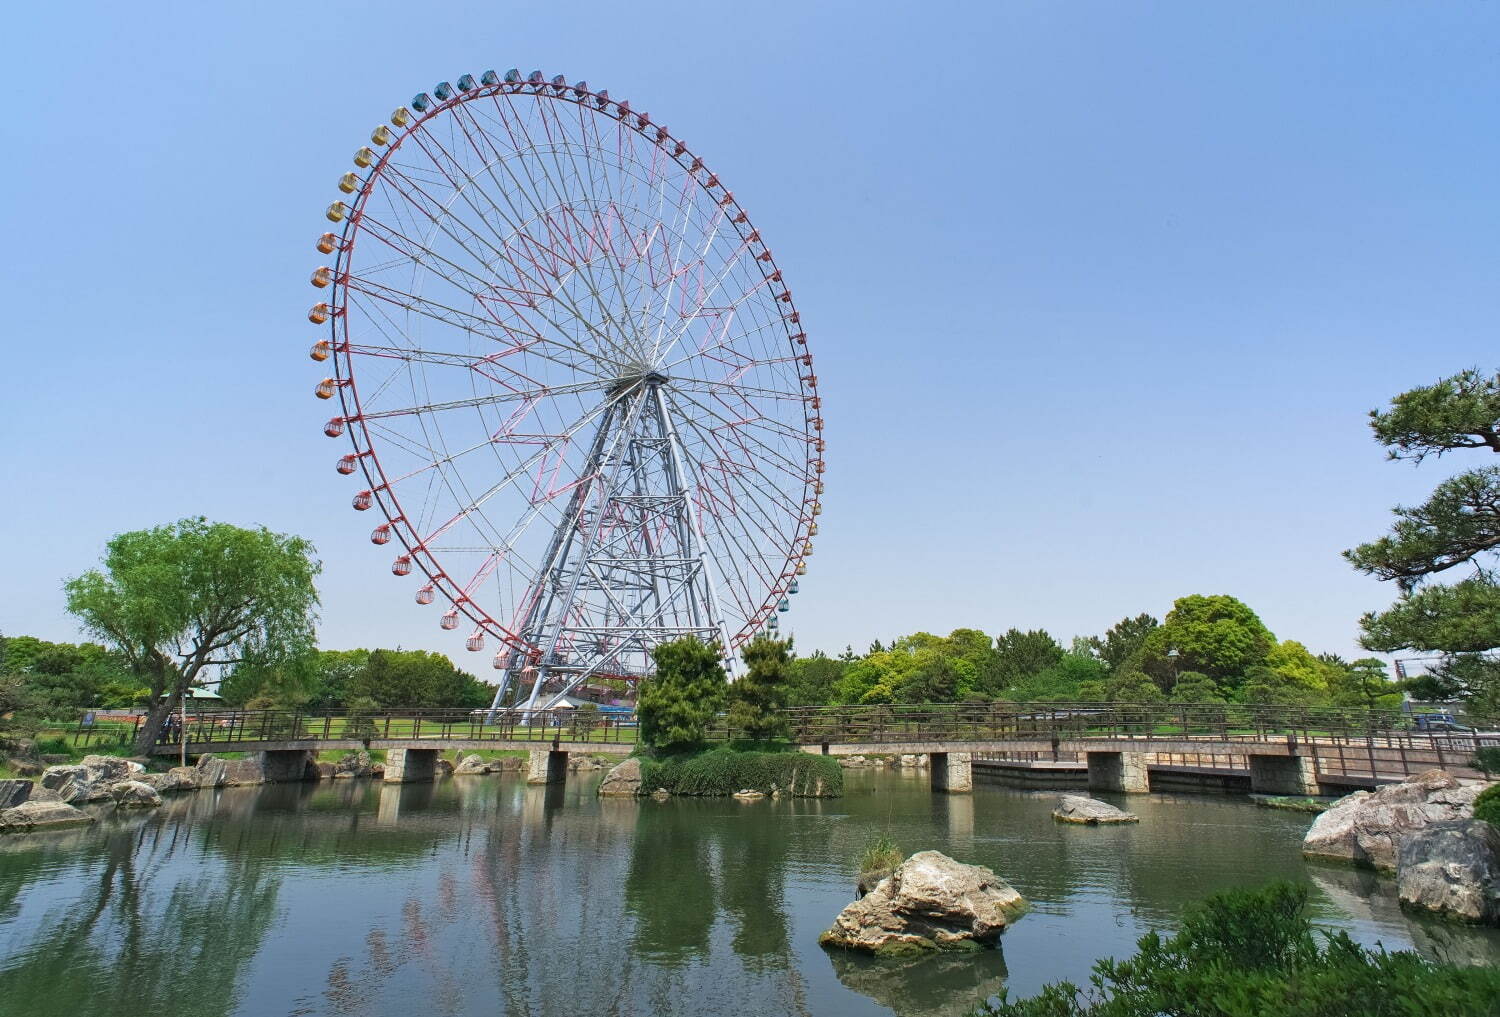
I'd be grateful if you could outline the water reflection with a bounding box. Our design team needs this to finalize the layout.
[0,815,280,1017]
[827,949,1009,1017]
[0,772,1495,1017]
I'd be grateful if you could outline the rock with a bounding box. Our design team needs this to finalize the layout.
[435,758,454,777]
[857,866,894,898]
[333,750,374,779]
[820,851,1027,955]
[454,753,493,776]
[10,761,42,777]
[195,755,229,788]
[313,761,336,779]
[221,758,267,786]
[1052,795,1140,825]
[598,758,644,797]
[494,755,524,772]
[1397,819,1500,925]
[1303,769,1487,872]
[650,788,671,801]
[141,769,197,794]
[111,780,164,809]
[0,779,32,810]
[841,755,870,768]
[43,763,118,805]
[0,799,95,832]
[81,755,144,781]
[29,786,61,804]
[40,765,86,791]
[733,789,766,800]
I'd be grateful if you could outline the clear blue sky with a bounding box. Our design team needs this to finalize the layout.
[2,2,1496,667]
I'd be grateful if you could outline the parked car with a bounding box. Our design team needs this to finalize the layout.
[1411,712,1470,733]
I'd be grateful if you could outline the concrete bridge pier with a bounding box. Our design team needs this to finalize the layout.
[1086,751,1150,793]
[527,748,569,785]
[930,752,973,793]
[259,749,317,782]
[1247,753,1318,796]
[383,747,438,783]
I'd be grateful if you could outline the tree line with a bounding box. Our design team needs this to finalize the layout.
[3,366,1497,756]
[778,595,1402,711]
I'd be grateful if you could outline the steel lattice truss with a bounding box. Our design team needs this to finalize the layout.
[308,69,824,709]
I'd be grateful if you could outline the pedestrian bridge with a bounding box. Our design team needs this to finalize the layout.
[81,701,1495,794]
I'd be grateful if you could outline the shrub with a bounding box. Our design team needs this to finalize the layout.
[638,747,841,797]
[638,638,727,751]
[1474,783,1500,828]
[979,882,1500,1017]
[32,735,70,756]
[859,835,903,874]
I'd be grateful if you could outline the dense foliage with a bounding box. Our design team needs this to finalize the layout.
[1474,783,1500,827]
[979,882,1500,1017]
[637,637,728,751]
[728,636,792,740]
[63,518,322,753]
[1347,367,1500,714]
[637,746,841,797]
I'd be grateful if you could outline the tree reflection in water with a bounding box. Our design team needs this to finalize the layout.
[0,803,280,1017]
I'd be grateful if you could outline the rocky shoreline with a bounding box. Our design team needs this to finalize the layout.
[0,747,620,835]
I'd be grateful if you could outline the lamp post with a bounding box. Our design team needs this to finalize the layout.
[1166,648,1181,695]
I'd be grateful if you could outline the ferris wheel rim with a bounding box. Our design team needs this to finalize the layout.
[313,71,823,661]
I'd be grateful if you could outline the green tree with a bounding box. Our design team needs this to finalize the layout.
[1084,613,1160,673]
[1168,671,1225,704]
[993,628,1065,694]
[1328,656,1402,710]
[1403,653,1500,716]
[64,518,321,754]
[1012,648,1109,701]
[1140,595,1275,694]
[638,638,727,751]
[785,651,846,707]
[728,636,792,740]
[1347,368,1500,710]
[346,649,488,709]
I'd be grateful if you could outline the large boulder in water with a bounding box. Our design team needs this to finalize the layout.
[0,799,95,832]
[1302,769,1486,872]
[141,769,197,794]
[598,757,643,797]
[454,753,493,776]
[1396,819,1500,926]
[332,750,374,779]
[820,851,1027,955]
[1052,795,1139,824]
[111,780,164,809]
[42,756,147,804]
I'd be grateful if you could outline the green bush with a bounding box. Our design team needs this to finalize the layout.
[32,735,70,756]
[1474,783,1500,828]
[979,882,1500,1017]
[859,835,903,874]
[638,747,841,797]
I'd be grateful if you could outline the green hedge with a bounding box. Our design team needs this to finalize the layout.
[1475,783,1500,828]
[638,747,842,797]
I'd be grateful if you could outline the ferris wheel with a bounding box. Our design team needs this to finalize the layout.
[308,68,824,712]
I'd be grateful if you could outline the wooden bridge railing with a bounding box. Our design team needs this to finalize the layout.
[71,702,1500,764]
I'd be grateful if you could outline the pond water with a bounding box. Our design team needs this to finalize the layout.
[1,768,1496,1017]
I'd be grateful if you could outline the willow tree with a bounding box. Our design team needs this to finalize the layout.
[65,518,321,754]
[1346,368,1500,712]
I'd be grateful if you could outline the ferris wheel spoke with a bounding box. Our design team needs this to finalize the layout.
[666,388,813,481]
[441,100,654,369]
[665,393,802,563]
